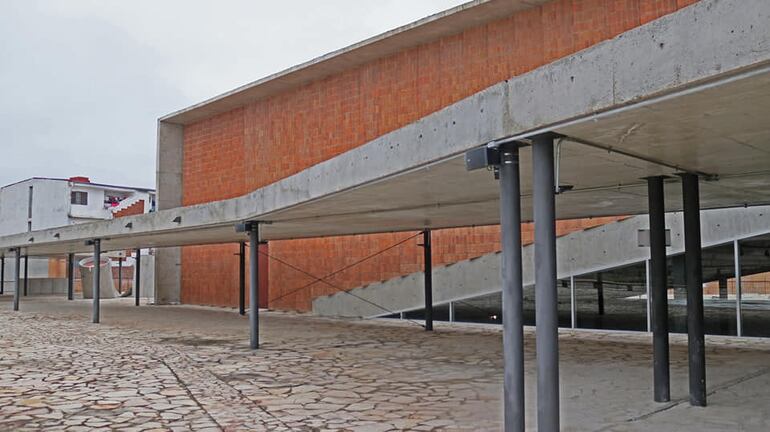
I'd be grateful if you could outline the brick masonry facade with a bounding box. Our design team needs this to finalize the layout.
[179,0,699,311]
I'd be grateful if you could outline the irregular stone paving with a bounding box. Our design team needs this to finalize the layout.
[0,301,502,431]
[1,298,770,431]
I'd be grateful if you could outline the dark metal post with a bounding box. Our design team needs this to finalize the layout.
[92,240,101,324]
[13,250,20,311]
[67,253,74,300]
[681,173,707,407]
[1,256,4,295]
[734,240,743,337]
[23,255,28,296]
[239,242,246,316]
[249,224,260,349]
[499,143,524,432]
[118,257,123,295]
[717,276,728,299]
[595,273,605,315]
[134,249,141,306]
[532,134,559,431]
[422,229,433,331]
[647,176,670,402]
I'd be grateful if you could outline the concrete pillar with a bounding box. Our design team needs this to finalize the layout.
[154,121,184,305]
[647,176,670,403]
[532,134,559,432]
[681,173,706,407]
[499,143,524,432]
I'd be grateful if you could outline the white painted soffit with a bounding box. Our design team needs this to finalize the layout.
[2,0,770,256]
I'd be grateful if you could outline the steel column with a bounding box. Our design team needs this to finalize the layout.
[134,249,141,306]
[734,240,742,337]
[532,134,559,432]
[449,301,455,323]
[570,276,576,329]
[645,259,652,333]
[595,273,605,316]
[422,229,433,331]
[647,176,670,402]
[249,225,260,349]
[13,251,20,311]
[681,173,706,407]
[67,253,74,301]
[118,258,123,295]
[92,240,101,324]
[499,143,524,432]
[239,241,246,316]
[23,255,28,296]
[0,256,4,295]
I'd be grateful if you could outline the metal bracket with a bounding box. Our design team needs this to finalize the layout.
[465,140,528,172]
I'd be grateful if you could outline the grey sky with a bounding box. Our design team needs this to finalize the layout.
[0,0,466,189]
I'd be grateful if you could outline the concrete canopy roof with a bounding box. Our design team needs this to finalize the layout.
[1,0,769,257]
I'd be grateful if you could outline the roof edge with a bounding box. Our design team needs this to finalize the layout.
[160,0,543,125]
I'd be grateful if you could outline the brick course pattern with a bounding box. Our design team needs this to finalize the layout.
[180,0,699,311]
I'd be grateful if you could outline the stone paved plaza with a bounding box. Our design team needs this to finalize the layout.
[0,296,769,431]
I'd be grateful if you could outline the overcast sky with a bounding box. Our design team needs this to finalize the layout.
[0,0,466,189]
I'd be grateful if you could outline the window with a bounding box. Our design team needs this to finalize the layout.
[71,191,88,205]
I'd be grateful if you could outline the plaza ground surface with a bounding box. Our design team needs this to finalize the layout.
[0,296,768,431]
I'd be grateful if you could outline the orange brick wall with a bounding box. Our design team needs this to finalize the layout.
[180,0,698,311]
[180,243,270,308]
[183,108,246,204]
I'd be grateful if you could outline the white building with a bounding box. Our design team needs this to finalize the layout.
[0,177,155,295]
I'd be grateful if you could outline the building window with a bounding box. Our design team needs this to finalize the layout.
[71,191,88,205]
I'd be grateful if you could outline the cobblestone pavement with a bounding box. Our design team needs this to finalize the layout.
[1,297,769,431]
